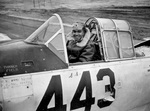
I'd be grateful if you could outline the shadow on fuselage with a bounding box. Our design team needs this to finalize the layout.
[0,40,68,77]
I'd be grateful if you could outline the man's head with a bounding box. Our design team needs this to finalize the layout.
[72,22,86,42]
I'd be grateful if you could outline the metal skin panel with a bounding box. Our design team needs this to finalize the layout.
[2,75,33,100]
[2,58,150,111]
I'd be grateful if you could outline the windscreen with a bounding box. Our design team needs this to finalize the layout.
[25,14,68,63]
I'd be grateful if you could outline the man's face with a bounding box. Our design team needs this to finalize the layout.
[72,29,84,42]
[72,23,85,42]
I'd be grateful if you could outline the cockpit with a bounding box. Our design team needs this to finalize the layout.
[25,14,136,65]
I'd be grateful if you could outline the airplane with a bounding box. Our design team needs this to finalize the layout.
[0,13,150,111]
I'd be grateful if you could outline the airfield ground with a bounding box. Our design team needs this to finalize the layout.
[0,1,150,41]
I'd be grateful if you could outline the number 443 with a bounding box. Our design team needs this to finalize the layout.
[37,68,115,111]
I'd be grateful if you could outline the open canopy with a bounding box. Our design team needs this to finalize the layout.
[85,17,136,61]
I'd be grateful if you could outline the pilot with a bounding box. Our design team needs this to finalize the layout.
[66,22,98,63]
